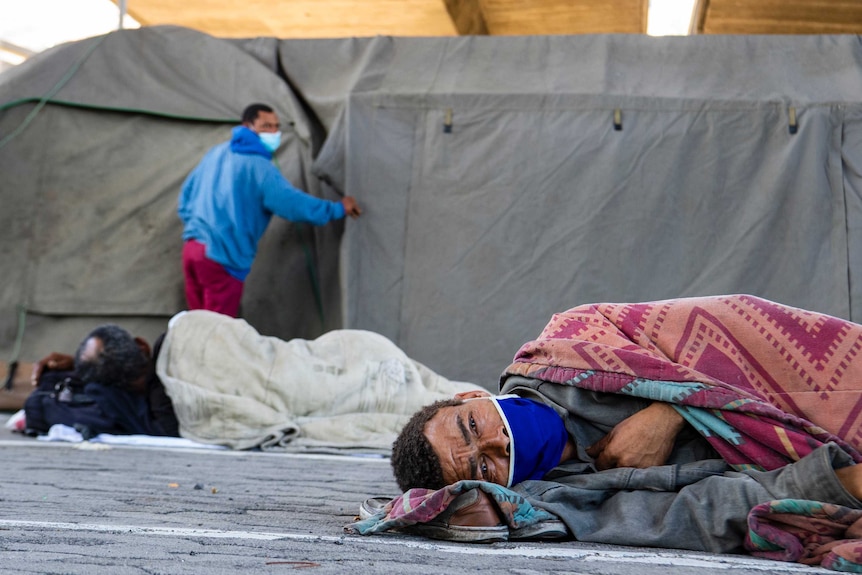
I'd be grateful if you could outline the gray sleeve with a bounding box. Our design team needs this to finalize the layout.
[517,443,861,554]
[502,375,718,464]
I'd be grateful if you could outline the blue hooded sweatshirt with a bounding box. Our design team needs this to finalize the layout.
[178,126,346,279]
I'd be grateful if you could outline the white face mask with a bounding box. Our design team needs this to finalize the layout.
[258,131,282,153]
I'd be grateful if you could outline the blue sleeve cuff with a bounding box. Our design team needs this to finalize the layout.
[333,201,346,219]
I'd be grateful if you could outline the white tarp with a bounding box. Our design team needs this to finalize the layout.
[156,310,481,450]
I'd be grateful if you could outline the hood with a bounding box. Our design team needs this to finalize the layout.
[229,125,272,159]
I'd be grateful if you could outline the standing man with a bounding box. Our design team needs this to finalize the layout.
[178,103,361,317]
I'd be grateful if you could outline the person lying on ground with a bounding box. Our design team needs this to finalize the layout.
[155,310,483,450]
[386,294,862,555]
[360,440,862,560]
[25,310,482,449]
[27,324,178,438]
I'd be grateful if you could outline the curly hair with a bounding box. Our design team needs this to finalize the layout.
[391,398,463,492]
[74,324,149,389]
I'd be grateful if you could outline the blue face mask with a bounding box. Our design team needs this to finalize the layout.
[490,395,568,487]
[258,131,282,153]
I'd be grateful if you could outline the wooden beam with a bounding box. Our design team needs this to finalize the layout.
[0,40,36,58]
[482,0,647,35]
[443,0,489,35]
[696,0,862,35]
[127,0,457,39]
[690,0,709,34]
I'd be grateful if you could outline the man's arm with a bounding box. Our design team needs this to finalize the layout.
[262,170,361,225]
[585,402,686,470]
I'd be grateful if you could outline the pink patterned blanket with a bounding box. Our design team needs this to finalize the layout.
[746,499,862,570]
[504,294,862,469]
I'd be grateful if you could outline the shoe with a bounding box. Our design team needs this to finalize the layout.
[3,409,26,432]
[358,491,566,542]
[509,518,569,540]
[404,489,509,543]
[359,496,395,520]
[359,490,507,543]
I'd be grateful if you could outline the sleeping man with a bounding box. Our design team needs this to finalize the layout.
[380,295,862,564]
[26,310,482,450]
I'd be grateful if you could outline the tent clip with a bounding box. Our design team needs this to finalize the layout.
[788,107,798,135]
[443,108,453,134]
[613,109,622,131]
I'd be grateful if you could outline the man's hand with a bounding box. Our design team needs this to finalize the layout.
[342,196,362,219]
[586,402,686,471]
[835,465,862,501]
[30,352,75,386]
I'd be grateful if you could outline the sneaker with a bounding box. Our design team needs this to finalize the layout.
[358,496,395,520]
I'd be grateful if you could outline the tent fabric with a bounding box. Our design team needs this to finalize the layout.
[314,35,862,385]
[2,28,862,389]
[0,27,297,125]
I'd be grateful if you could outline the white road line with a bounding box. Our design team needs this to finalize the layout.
[0,519,822,572]
[0,440,389,462]
[0,520,291,540]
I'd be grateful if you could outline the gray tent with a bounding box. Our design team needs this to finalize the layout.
[2,26,862,388]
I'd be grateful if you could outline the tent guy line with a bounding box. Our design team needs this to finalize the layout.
[0,519,821,571]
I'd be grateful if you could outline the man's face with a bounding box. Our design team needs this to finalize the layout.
[247,111,280,134]
[424,399,510,486]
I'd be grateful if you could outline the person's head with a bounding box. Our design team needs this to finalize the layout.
[392,390,512,491]
[391,390,570,491]
[241,103,281,153]
[391,398,464,491]
[74,324,151,389]
[241,103,280,134]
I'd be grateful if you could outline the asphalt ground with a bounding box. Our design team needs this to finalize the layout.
[0,411,829,575]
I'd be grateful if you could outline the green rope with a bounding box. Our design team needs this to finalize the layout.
[0,36,106,151]
[0,97,237,124]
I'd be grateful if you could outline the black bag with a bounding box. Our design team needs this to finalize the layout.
[23,370,121,438]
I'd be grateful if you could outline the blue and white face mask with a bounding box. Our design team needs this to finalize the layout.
[489,395,568,487]
[258,130,282,153]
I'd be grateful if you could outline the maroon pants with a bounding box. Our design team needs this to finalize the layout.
[182,239,243,317]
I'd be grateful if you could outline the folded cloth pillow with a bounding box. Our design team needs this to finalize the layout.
[345,480,564,542]
[746,498,862,571]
